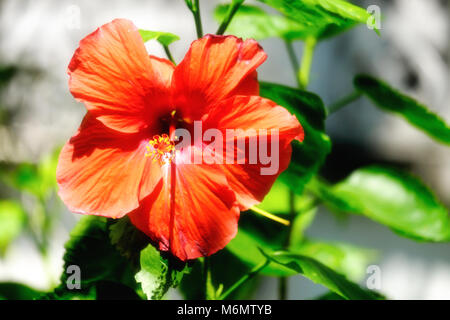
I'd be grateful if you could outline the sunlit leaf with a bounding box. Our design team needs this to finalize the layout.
[139,29,180,46]
[257,0,377,39]
[258,180,315,214]
[214,4,308,40]
[312,166,450,242]
[0,200,25,256]
[260,82,331,194]
[135,244,164,299]
[261,250,381,300]
[136,244,190,300]
[354,75,450,145]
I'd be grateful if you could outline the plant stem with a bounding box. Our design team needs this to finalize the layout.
[203,257,215,300]
[250,206,290,226]
[298,37,317,90]
[186,0,203,39]
[278,190,296,300]
[327,91,362,114]
[163,45,175,64]
[216,0,245,35]
[279,36,318,300]
[219,259,270,300]
[279,277,287,300]
[284,41,300,87]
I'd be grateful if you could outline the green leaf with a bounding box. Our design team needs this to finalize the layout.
[135,244,163,299]
[258,180,316,214]
[214,4,310,40]
[60,216,136,289]
[261,250,381,300]
[257,0,376,39]
[290,239,378,281]
[136,244,190,300]
[259,82,331,194]
[354,75,450,145]
[312,166,450,242]
[44,216,138,299]
[0,200,25,256]
[0,282,42,300]
[139,30,180,46]
[109,216,148,266]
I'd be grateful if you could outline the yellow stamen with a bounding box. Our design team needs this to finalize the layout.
[145,134,175,164]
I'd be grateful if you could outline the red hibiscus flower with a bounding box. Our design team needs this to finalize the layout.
[57,19,303,261]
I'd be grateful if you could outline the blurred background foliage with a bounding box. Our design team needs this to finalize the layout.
[0,0,449,300]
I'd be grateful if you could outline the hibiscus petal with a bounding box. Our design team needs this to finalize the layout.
[203,95,303,209]
[68,19,172,133]
[128,147,240,261]
[56,114,162,218]
[149,55,175,85]
[172,35,267,121]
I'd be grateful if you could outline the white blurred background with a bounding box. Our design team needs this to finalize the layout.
[0,0,448,299]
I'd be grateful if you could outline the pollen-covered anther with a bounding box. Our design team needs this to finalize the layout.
[145,134,175,164]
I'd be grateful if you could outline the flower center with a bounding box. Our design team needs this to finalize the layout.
[145,134,175,164]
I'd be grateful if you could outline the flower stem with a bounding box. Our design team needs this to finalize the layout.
[216,0,245,35]
[280,36,318,299]
[298,37,317,90]
[163,45,175,64]
[279,277,287,300]
[284,40,300,87]
[203,257,214,299]
[327,91,362,114]
[186,0,203,39]
[219,259,270,300]
[250,206,290,226]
